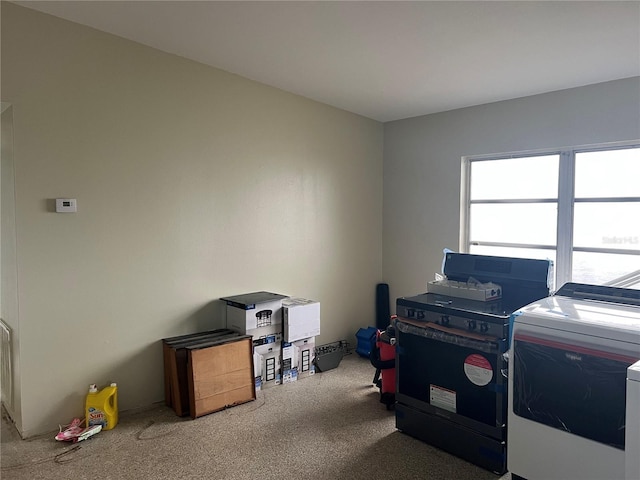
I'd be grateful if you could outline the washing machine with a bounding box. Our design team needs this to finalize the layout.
[508,283,640,480]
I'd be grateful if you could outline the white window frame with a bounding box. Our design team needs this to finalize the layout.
[460,141,640,290]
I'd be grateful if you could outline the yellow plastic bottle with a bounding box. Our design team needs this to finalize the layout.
[85,383,118,430]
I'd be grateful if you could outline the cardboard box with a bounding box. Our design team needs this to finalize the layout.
[281,342,298,384]
[282,298,321,342]
[282,337,316,383]
[253,337,282,390]
[221,291,288,336]
[252,330,282,344]
[245,323,282,342]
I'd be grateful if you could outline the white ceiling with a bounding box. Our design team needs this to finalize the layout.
[14,1,640,122]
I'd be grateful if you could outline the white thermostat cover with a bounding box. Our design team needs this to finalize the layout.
[56,198,77,213]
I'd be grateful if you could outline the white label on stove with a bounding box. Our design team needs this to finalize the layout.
[430,384,456,413]
[463,354,493,386]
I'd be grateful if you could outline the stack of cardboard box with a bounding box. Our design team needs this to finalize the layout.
[281,298,321,384]
[221,292,321,391]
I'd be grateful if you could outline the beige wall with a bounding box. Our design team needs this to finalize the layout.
[383,77,640,306]
[2,104,20,423]
[1,3,383,437]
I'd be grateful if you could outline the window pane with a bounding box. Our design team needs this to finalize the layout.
[470,155,559,200]
[574,202,640,250]
[470,203,557,245]
[572,251,640,289]
[575,147,640,198]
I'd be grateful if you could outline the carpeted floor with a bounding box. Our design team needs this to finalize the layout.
[1,354,511,479]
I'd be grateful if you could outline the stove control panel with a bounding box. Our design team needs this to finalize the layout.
[396,304,507,338]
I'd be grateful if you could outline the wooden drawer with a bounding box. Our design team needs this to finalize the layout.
[187,338,255,418]
[162,330,255,418]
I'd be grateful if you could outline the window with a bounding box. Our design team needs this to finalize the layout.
[461,144,640,290]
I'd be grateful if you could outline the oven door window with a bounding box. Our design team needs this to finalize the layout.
[513,334,634,450]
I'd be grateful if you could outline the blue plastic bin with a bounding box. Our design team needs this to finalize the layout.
[355,326,378,358]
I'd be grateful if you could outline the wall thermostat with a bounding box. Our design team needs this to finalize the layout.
[56,198,77,213]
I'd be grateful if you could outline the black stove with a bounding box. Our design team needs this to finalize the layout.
[394,253,553,475]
